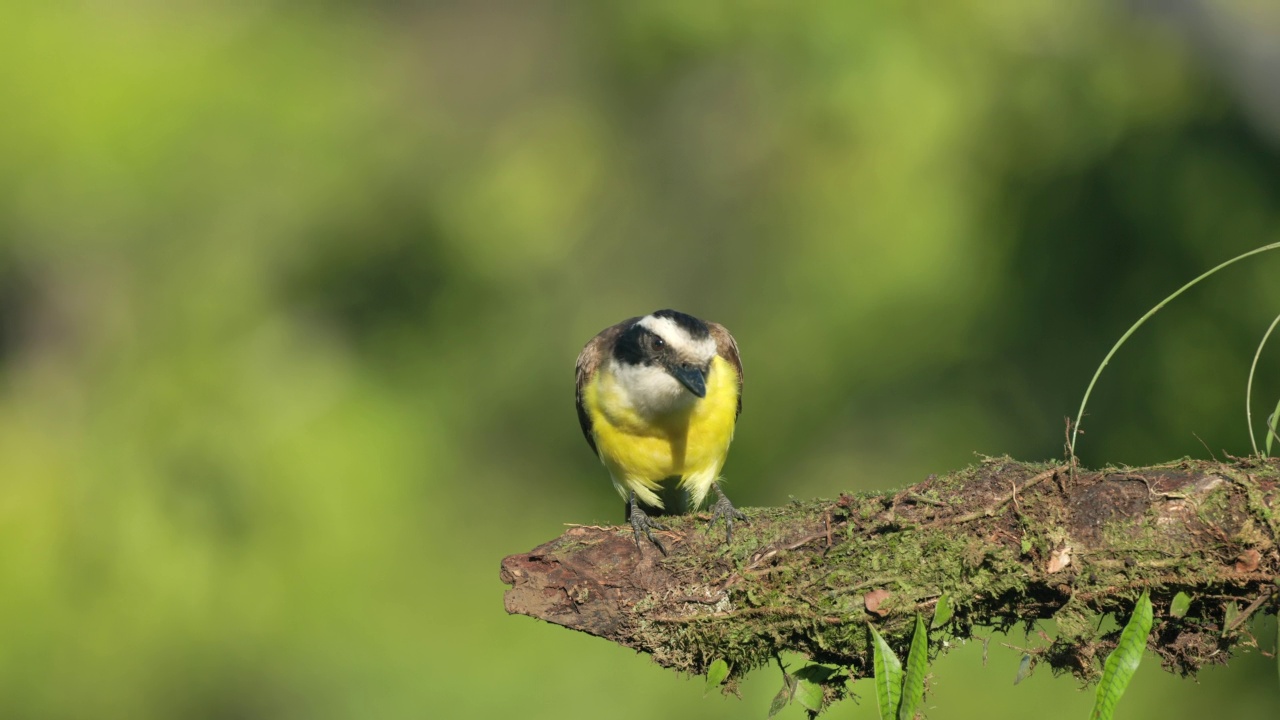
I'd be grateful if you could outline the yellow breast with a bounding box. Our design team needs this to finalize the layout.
[585,356,739,504]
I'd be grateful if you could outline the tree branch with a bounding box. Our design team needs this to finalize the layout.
[501,457,1280,697]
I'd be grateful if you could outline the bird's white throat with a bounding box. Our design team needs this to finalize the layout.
[606,359,698,418]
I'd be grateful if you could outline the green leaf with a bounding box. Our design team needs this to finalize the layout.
[1013,653,1033,685]
[704,659,730,697]
[870,624,904,720]
[1090,591,1153,720]
[794,677,824,714]
[793,664,839,712]
[1169,592,1191,619]
[899,614,929,720]
[931,593,952,629]
[1223,602,1240,637]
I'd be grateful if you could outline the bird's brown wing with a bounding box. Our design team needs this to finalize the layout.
[707,321,743,418]
[575,317,639,455]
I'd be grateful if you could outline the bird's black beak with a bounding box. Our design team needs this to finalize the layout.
[669,363,707,398]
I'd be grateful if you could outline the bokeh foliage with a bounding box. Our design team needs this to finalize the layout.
[0,1,1278,718]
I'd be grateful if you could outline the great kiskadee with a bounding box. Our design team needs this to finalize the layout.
[575,309,746,553]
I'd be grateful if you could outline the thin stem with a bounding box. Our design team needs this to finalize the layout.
[1247,312,1280,457]
[1070,241,1280,462]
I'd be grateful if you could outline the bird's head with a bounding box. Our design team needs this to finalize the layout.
[611,309,716,401]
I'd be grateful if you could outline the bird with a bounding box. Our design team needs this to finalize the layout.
[575,309,746,554]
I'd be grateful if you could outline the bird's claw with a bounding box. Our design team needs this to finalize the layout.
[707,486,748,545]
[629,496,668,555]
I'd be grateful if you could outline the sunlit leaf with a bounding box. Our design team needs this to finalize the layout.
[899,614,928,720]
[931,593,952,629]
[794,677,824,714]
[870,624,903,720]
[704,659,730,697]
[1090,591,1153,720]
[1169,592,1191,619]
[794,662,839,712]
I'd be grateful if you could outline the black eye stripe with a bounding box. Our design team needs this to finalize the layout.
[613,324,660,365]
[651,309,710,339]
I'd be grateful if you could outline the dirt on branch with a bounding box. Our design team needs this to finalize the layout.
[501,457,1280,692]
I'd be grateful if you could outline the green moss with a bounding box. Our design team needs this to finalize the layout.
[619,459,1278,694]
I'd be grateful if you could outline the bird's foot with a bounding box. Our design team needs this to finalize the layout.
[628,494,668,555]
[707,485,748,544]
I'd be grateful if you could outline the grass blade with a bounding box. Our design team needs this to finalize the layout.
[898,614,928,720]
[1246,312,1280,456]
[1090,591,1154,720]
[1071,241,1280,462]
[870,624,903,720]
[1267,404,1280,458]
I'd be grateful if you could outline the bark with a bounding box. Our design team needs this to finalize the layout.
[500,457,1280,702]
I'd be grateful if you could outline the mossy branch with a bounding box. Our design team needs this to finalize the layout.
[501,457,1280,693]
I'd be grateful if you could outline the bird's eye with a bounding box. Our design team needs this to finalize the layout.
[652,336,665,348]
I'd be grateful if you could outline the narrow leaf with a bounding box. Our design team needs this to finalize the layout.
[1222,602,1240,637]
[1013,653,1033,685]
[766,684,790,718]
[870,624,903,720]
[899,614,928,720]
[1267,406,1279,457]
[1169,592,1191,619]
[767,672,797,718]
[1090,591,1154,720]
[704,659,730,697]
[931,593,952,629]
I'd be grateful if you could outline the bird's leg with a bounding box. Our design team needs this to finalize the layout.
[707,483,748,544]
[627,492,667,555]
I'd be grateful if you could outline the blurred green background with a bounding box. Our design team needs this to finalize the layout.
[2,1,1279,718]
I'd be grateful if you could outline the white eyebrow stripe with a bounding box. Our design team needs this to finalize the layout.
[637,314,717,361]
